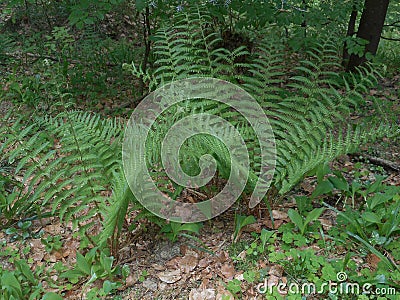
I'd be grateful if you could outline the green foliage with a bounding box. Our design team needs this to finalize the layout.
[127,6,398,204]
[260,228,275,253]
[0,110,123,238]
[233,214,256,243]
[67,0,126,29]
[0,257,48,299]
[2,2,398,254]
[160,221,203,242]
[60,248,122,298]
[41,235,63,253]
[269,248,326,280]
[1,0,399,298]
[327,186,400,248]
[226,278,242,295]
[287,207,324,236]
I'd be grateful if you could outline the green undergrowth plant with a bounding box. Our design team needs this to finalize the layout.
[0,4,399,276]
[0,108,123,238]
[160,221,203,243]
[125,5,399,211]
[287,207,325,236]
[0,107,133,297]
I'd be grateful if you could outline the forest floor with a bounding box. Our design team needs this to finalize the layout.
[0,8,399,296]
[0,74,399,299]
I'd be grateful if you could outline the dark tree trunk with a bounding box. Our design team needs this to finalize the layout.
[347,0,389,71]
[342,7,358,66]
[346,0,390,71]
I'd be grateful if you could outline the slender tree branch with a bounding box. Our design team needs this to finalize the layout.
[383,20,400,27]
[381,36,400,41]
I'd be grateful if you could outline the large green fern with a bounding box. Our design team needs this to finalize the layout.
[127,6,399,198]
[1,6,398,250]
[0,110,124,237]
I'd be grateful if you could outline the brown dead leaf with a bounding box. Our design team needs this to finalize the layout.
[32,251,45,262]
[300,180,315,193]
[157,269,182,283]
[180,254,198,273]
[242,222,262,233]
[29,239,44,249]
[151,263,165,271]
[220,263,235,280]
[201,267,213,279]
[272,210,288,220]
[269,264,284,277]
[165,256,182,269]
[125,274,137,286]
[198,257,212,268]
[189,287,215,300]
[217,251,229,263]
[45,224,63,235]
[263,218,284,229]
[366,253,381,271]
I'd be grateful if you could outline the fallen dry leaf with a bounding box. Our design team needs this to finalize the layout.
[242,222,262,233]
[220,263,235,280]
[180,254,198,273]
[272,210,288,220]
[366,253,381,271]
[269,264,284,277]
[189,287,215,300]
[263,218,284,229]
[198,257,212,268]
[151,263,165,271]
[157,269,182,283]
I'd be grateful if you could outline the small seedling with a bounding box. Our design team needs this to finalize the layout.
[287,207,324,235]
[233,214,256,242]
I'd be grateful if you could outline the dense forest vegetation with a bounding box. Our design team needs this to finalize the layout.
[0,0,399,299]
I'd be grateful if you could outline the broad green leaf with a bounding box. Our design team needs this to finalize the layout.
[235,215,256,233]
[287,209,304,233]
[367,193,393,210]
[361,212,381,224]
[103,280,115,294]
[15,260,36,284]
[87,272,98,284]
[1,271,22,298]
[312,180,334,198]
[346,231,396,271]
[100,253,114,274]
[260,229,274,251]
[365,175,385,194]
[304,208,325,227]
[234,215,256,241]
[328,176,349,192]
[60,269,85,284]
[76,252,91,275]
[323,202,367,240]
[180,223,203,234]
[316,163,331,183]
[295,196,312,216]
[42,292,63,300]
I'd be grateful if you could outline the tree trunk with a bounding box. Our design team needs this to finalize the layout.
[342,7,358,67]
[346,0,390,71]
